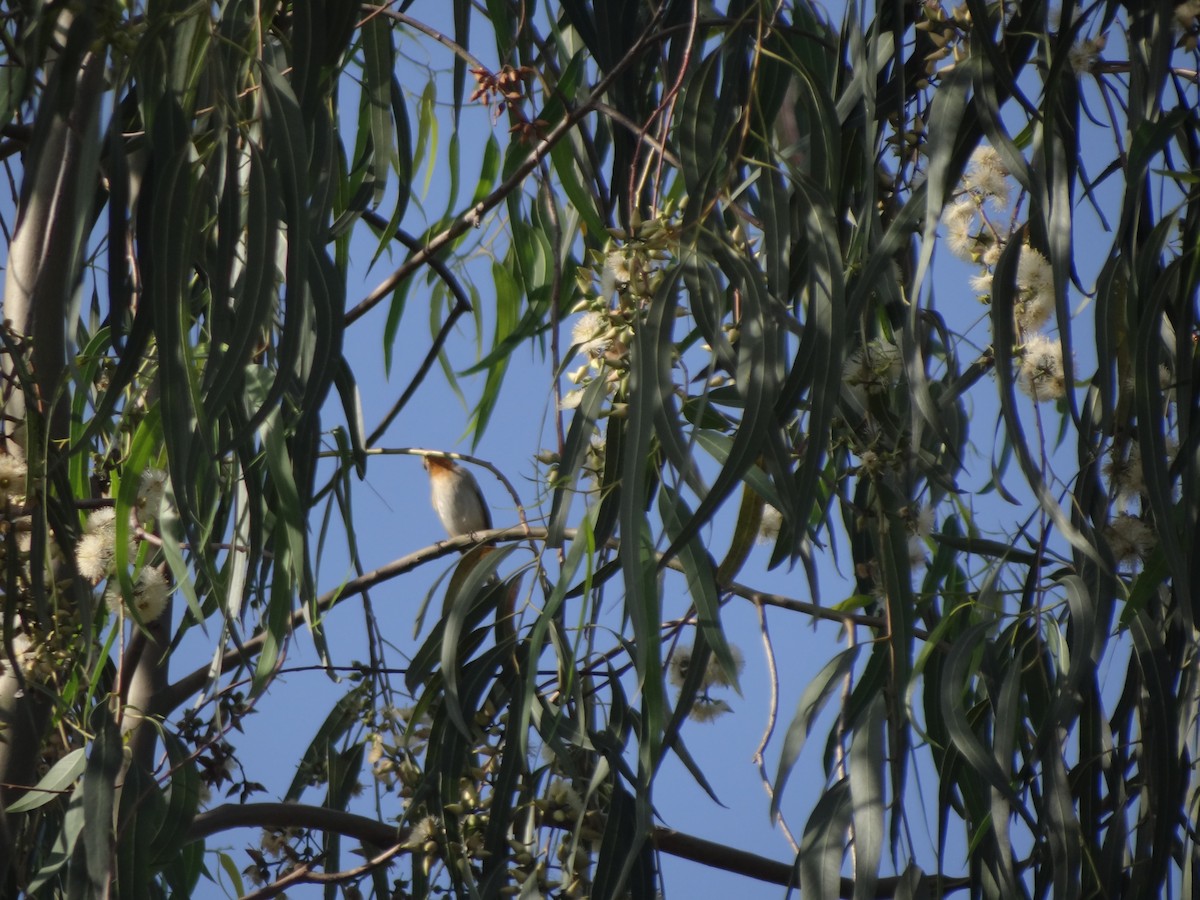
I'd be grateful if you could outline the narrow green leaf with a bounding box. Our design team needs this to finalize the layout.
[657,486,736,692]
[548,375,608,548]
[149,732,201,867]
[772,648,858,819]
[799,778,851,900]
[80,705,123,896]
[850,695,885,900]
[440,547,517,737]
[939,623,1031,830]
[362,15,398,182]
[26,781,85,894]
[5,748,86,814]
[715,482,764,585]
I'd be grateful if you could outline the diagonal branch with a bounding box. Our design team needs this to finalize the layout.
[161,524,918,714]
[188,801,970,896]
[344,15,668,326]
[357,216,474,447]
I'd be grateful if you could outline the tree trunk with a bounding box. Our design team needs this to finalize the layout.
[0,11,107,882]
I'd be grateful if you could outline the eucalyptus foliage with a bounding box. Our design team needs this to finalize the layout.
[1,0,1198,898]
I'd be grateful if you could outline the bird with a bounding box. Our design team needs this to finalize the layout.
[424,454,516,655]
[422,455,492,541]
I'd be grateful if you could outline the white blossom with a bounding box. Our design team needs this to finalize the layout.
[1017,334,1068,402]
[571,312,610,357]
[260,829,288,858]
[1015,246,1056,332]
[969,270,993,296]
[0,454,27,501]
[76,507,138,583]
[707,644,745,688]
[844,337,903,405]
[688,697,734,723]
[908,534,929,569]
[405,816,441,851]
[1068,36,1105,75]
[546,779,584,817]
[1105,514,1156,564]
[104,567,170,622]
[943,200,978,261]
[667,643,744,690]
[963,145,1010,207]
[136,468,170,524]
[758,505,783,544]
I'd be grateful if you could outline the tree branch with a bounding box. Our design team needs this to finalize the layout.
[188,801,970,896]
[240,841,406,900]
[162,523,921,713]
[344,15,668,325]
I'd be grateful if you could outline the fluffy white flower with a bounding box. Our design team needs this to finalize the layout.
[1017,334,1068,402]
[605,251,631,281]
[366,733,385,765]
[1106,437,1179,508]
[668,649,692,688]
[963,145,1010,207]
[558,388,585,411]
[688,697,734,723]
[908,534,929,569]
[943,200,979,261]
[104,567,170,622]
[1068,36,1105,75]
[0,454,27,501]
[969,270,993,296]
[76,532,114,583]
[1105,441,1144,504]
[667,643,745,690]
[85,508,118,534]
[708,644,745,688]
[758,505,783,544]
[546,779,584,817]
[136,468,170,524]
[1015,246,1056,332]
[571,312,611,357]
[260,829,288,858]
[76,507,138,582]
[1105,514,1156,564]
[405,816,441,851]
[914,504,935,537]
[844,337,903,406]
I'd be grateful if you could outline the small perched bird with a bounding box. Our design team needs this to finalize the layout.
[423,455,492,540]
[425,454,515,652]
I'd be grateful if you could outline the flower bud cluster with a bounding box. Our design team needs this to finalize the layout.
[942,144,1070,404]
[561,205,683,416]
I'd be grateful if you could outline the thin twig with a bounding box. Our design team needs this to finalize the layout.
[375,6,489,72]
[367,300,470,448]
[356,447,535,537]
[240,843,406,900]
[750,600,799,852]
[356,214,474,447]
[344,20,667,325]
[162,522,931,713]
